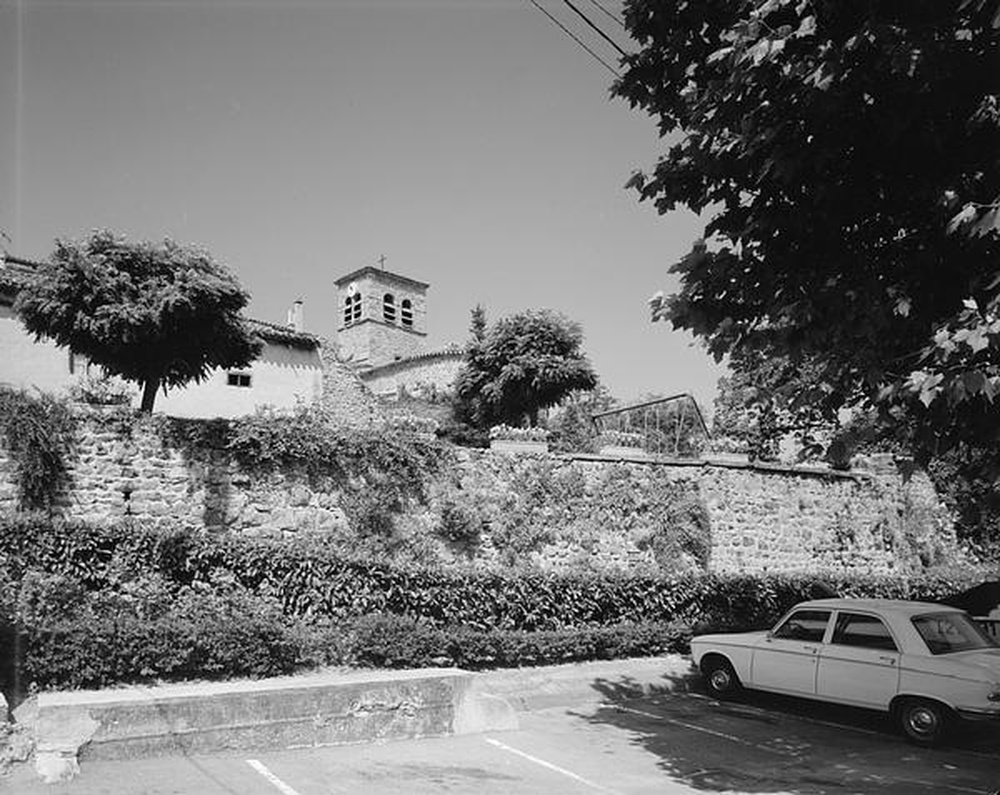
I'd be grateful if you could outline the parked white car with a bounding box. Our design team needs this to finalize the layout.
[690,598,1000,745]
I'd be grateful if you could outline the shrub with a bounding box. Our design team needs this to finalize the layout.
[16,581,329,690]
[488,425,550,442]
[435,499,483,546]
[435,418,490,449]
[68,371,134,406]
[598,430,645,449]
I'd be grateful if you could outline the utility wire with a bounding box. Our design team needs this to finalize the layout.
[526,0,621,77]
[586,0,625,29]
[560,0,629,57]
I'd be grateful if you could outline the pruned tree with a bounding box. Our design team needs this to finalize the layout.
[453,308,598,428]
[622,0,1000,469]
[15,230,263,413]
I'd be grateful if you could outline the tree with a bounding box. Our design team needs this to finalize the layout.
[15,230,263,413]
[711,348,837,463]
[453,309,598,428]
[622,0,1000,468]
[548,384,616,453]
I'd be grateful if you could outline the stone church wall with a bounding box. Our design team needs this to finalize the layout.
[361,352,464,400]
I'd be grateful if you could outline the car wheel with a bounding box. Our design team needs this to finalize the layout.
[702,656,741,699]
[897,698,950,746]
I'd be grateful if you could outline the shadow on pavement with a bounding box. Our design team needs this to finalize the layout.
[579,669,1000,794]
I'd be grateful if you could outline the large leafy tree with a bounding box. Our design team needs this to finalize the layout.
[712,348,838,463]
[454,308,598,428]
[623,0,1000,467]
[15,230,263,413]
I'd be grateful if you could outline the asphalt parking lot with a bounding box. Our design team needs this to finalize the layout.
[6,673,999,795]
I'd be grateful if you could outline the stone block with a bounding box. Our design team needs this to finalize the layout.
[288,484,312,507]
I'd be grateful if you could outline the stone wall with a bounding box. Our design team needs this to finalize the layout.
[318,343,384,428]
[0,416,959,576]
[361,351,464,401]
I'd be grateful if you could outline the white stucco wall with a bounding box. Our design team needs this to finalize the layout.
[0,304,78,394]
[0,307,326,419]
[152,342,324,418]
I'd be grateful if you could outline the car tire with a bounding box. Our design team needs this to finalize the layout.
[896,698,951,746]
[701,656,741,699]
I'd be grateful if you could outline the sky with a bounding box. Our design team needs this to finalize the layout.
[0,0,727,411]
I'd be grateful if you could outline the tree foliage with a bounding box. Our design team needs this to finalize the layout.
[454,308,598,428]
[548,384,616,453]
[711,349,838,463]
[624,0,1000,467]
[15,231,263,412]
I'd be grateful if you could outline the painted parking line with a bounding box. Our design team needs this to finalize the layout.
[608,702,999,795]
[246,759,306,795]
[484,737,623,794]
[608,703,789,755]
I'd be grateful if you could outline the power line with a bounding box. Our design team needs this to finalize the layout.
[586,0,625,30]
[526,0,621,77]
[560,0,629,57]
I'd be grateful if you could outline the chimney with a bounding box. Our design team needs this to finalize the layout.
[286,300,304,332]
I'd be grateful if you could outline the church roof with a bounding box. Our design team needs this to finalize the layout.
[334,266,429,290]
[357,344,464,375]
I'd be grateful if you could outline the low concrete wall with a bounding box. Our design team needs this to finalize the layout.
[24,668,517,783]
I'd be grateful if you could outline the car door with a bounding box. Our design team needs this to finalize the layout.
[816,610,900,708]
[751,609,831,695]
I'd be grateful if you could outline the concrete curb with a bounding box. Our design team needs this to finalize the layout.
[24,667,518,784]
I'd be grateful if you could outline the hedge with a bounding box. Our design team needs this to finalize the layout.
[0,516,987,632]
[0,516,983,631]
[350,614,691,670]
[1,514,995,691]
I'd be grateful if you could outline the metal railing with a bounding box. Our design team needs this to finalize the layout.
[591,393,709,457]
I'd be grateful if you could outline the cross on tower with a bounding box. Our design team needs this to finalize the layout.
[377,254,386,270]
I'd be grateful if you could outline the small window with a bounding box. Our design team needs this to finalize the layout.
[344,293,362,326]
[227,372,252,388]
[401,298,413,328]
[383,293,396,323]
[772,610,831,643]
[832,612,897,651]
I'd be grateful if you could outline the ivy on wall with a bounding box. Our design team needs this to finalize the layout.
[0,388,77,511]
[431,459,713,572]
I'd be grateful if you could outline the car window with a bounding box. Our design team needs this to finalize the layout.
[912,612,999,655]
[772,610,831,642]
[831,612,898,651]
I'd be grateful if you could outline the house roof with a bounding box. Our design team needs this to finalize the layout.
[246,318,319,349]
[1,254,318,349]
[0,255,39,293]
